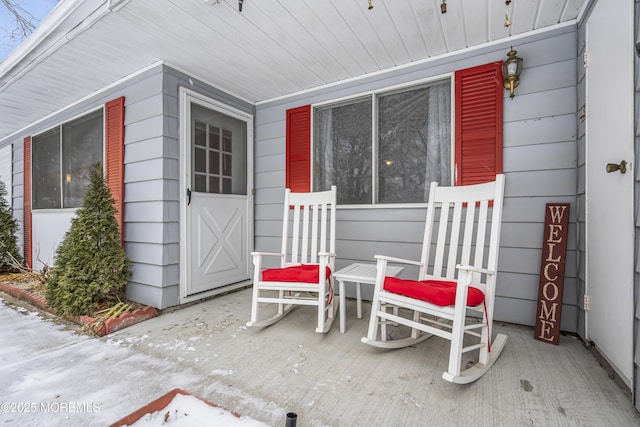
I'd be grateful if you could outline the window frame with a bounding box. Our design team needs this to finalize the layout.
[311,73,455,208]
[30,106,105,211]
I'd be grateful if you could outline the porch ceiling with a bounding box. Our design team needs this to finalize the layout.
[0,0,587,142]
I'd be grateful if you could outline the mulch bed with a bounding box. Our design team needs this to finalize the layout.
[0,272,158,336]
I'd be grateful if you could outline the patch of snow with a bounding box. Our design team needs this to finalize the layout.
[0,302,282,426]
[125,393,268,427]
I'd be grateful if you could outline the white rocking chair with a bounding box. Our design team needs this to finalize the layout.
[246,186,337,333]
[361,175,506,384]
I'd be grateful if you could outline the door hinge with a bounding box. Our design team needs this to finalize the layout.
[583,52,589,68]
[583,294,590,311]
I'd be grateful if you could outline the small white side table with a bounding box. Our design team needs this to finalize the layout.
[334,263,404,333]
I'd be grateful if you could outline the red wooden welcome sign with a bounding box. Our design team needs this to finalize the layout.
[534,203,570,345]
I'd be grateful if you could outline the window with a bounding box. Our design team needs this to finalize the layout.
[314,97,373,203]
[24,97,124,267]
[194,122,235,193]
[313,80,451,204]
[190,102,247,195]
[286,62,503,204]
[31,109,103,209]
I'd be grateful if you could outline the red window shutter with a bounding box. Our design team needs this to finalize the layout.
[454,62,503,186]
[105,96,125,245]
[286,105,311,192]
[23,136,32,268]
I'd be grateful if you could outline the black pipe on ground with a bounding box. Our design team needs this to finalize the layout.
[285,412,297,427]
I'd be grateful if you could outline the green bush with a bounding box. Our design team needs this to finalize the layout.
[46,164,131,316]
[0,179,23,272]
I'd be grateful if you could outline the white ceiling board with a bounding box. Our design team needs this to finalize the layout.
[248,1,348,82]
[462,0,491,47]
[279,1,368,76]
[537,0,572,27]
[0,0,588,142]
[411,0,449,57]
[383,1,430,62]
[329,0,396,70]
[439,0,469,52]
[488,0,514,43]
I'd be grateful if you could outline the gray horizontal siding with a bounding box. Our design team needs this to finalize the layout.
[117,65,170,308]
[125,242,179,265]
[119,66,252,308]
[504,114,577,147]
[576,5,588,343]
[254,28,579,330]
[495,296,578,332]
[125,64,254,308]
[5,63,253,309]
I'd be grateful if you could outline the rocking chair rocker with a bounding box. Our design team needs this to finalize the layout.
[246,186,337,333]
[361,175,506,384]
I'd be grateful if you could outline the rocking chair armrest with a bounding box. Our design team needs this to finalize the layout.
[374,254,423,267]
[318,252,336,268]
[318,251,336,259]
[251,251,285,260]
[455,264,495,276]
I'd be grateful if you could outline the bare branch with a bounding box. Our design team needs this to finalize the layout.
[1,0,37,41]
[2,244,50,284]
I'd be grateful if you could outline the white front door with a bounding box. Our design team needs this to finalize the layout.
[585,0,634,387]
[180,89,253,302]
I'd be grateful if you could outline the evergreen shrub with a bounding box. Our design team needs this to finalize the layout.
[46,165,130,316]
[0,179,22,272]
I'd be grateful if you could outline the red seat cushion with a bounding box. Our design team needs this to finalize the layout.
[383,277,484,307]
[262,265,331,284]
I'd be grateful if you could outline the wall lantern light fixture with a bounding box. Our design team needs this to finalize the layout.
[502,46,523,99]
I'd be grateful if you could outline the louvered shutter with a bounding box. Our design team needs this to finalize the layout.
[105,97,125,245]
[286,105,311,192]
[454,62,503,186]
[23,136,32,268]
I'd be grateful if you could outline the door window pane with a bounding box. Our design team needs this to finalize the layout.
[210,127,220,150]
[195,122,206,146]
[223,130,232,152]
[210,151,219,174]
[195,146,207,173]
[223,154,232,176]
[223,178,232,194]
[191,103,247,195]
[194,174,207,192]
[209,176,219,193]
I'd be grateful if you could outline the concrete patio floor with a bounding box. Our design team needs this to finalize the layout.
[1,287,639,426]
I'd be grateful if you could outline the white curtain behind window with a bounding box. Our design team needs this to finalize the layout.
[314,99,372,204]
[378,80,451,203]
[313,79,450,204]
[424,82,451,200]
